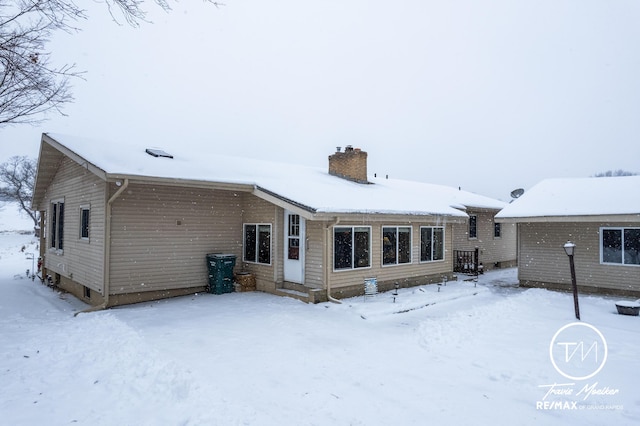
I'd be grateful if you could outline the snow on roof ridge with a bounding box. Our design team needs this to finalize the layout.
[43,133,499,217]
[496,175,640,218]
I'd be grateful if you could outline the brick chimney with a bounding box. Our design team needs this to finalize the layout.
[328,145,368,184]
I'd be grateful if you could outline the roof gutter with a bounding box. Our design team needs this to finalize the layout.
[75,178,129,315]
[496,213,640,223]
[325,217,341,304]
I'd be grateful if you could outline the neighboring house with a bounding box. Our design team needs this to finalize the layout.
[32,133,510,308]
[496,176,640,297]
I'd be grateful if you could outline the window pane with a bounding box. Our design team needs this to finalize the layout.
[354,227,370,268]
[382,227,397,265]
[51,203,57,248]
[57,203,64,249]
[81,209,90,239]
[624,229,640,265]
[469,215,477,239]
[433,228,444,260]
[398,227,411,264]
[288,238,299,260]
[494,222,501,238]
[244,225,256,262]
[334,227,352,270]
[602,229,622,263]
[258,225,271,264]
[420,227,432,261]
[289,214,300,237]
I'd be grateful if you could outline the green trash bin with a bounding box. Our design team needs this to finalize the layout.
[206,253,236,294]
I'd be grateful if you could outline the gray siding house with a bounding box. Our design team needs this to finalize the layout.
[496,176,640,297]
[33,133,510,308]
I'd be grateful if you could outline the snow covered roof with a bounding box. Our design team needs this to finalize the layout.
[38,133,505,219]
[496,176,640,222]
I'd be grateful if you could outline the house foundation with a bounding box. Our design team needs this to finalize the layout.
[520,280,640,299]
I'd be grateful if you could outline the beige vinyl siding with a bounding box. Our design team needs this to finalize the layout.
[43,157,106,292]
[239,194,280,286]
[518,222,640,293]
[304,221,326,289]
[329,222,453,289]
[109,184,243,294]
[490,221,517,264]
[453,210,517,267]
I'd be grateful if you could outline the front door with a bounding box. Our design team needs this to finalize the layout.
[284,210,305,283]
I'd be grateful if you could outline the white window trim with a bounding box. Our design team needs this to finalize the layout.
[49,198,65,254]
[468,215,478,240]
[333,225,372,272]
[243,223,273,265]
[493,221,502,239]
[79,204,90,242]
[420,226,445,263]
[600,227,640,267]
[382,225,413,267]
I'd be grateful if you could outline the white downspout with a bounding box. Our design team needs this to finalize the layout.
[325,217,342,304]
[76,178,129,315]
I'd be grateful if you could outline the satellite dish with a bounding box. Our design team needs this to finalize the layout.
[510,188,525,199]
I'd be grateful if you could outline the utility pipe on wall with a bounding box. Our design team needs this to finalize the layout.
[325,217,342,304]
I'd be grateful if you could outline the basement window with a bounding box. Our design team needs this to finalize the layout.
[145,148,173,159]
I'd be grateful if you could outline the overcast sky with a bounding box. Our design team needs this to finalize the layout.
[1,0,639,200]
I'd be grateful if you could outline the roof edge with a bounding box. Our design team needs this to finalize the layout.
[496,214,640,223]
[254,185,318,218]
[105,173,255,193]
[43,133,108,180]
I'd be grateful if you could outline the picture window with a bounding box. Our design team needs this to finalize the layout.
[334,226,371,270]
[601,227,640,266]
[420,226,444,262]
[382,226,412,265]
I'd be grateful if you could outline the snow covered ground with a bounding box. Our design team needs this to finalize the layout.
[1,203,639,425]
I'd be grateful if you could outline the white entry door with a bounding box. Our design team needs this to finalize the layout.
[284,210,305,283]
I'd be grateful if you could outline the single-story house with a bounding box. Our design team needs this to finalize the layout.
[495,176,640,297]
[32,133,513,307]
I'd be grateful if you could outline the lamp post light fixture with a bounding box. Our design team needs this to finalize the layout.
[563,241,581,320]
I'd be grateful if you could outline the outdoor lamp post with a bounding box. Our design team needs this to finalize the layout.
[563,241,581,320]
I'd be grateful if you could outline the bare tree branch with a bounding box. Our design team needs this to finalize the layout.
[0,155,37,228]
[0,1,222,126]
